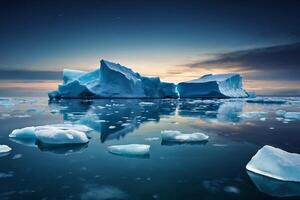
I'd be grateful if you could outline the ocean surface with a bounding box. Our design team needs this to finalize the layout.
[0,97,300,200]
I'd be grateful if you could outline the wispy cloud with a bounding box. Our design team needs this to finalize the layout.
[182,42,300,81]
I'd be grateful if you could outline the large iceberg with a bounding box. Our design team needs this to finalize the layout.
[246,145,300,182]
[49,60,249,99]
[177,73,248,98]
[49,60,178,99]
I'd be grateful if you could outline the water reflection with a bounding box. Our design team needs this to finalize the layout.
[247,171,300,197]
[49,99,178,143]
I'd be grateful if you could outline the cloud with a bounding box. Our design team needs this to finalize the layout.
[0,70,61,80]
[184,42,300,80]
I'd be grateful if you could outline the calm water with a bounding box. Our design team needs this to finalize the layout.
[1,97,300,200]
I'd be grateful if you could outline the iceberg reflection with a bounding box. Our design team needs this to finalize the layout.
[247,171,300,197]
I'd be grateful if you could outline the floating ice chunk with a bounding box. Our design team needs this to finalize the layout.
[161,130,209,143]
[9,127,36,139]
[284,112,300,120]
[246,97,286,104]
[239,112,267,119]
[139,102,155,106]
[9,124,90,145]
[275,110,286,117]
[108,144,150,157]
[246,145,300,182]
[35,127,89,145]
[0,145,12,154]
[145,137,160,141]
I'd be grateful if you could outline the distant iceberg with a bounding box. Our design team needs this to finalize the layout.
[49,60,178,99]
[49,60,249,99]
[246,145,300,182]
[177,73,248,98]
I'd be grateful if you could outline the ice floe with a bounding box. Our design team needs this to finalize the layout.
[108,144,150,157]
[0,145,12,157]
[239,112,267,119]
[161,130,209,143]
[9,124,91,145]
[246,145,300,182]
[284,112,300,120]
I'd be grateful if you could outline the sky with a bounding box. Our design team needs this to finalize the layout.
[0,0,300,96]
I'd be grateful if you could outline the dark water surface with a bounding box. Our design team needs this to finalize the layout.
[0,97,300,200]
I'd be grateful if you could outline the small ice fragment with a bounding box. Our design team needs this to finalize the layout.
[246,145,300,182]
[239,112,267,119]
[260,117,266,121]
[0,145,12,154]
[161,130,209,143]
[275,110,286,117]
[109,126,116,129]
[108,144,150,157]
[145,137,160,141]
[139,102,155,106]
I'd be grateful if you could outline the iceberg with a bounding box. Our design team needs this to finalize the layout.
[246,145,300,182]
[177,73,248,98]
[9,124,91,145]
[161,130,209,143]
[107,144,150,157]
[49,60,178,99]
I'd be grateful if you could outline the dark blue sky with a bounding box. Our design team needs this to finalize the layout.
[0,0,300,96]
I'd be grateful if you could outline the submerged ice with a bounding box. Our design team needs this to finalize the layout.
[246,145,300,182]
[49,60,248,99]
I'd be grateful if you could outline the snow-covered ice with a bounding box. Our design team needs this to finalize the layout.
[9,124,91,145]
[161,130,209,143]
[246,145,300,182]
[108,144,150,157]
[49,59,178,99]
[177,73,248,98]
[0,145,12,154]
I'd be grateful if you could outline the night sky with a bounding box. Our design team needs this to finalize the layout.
[0,0,300,96]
